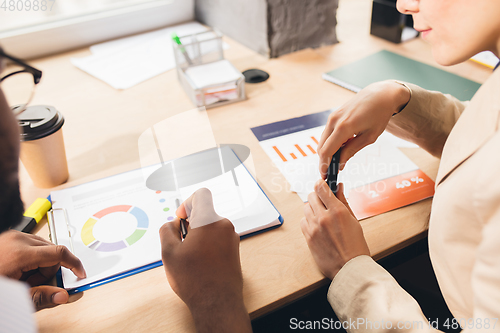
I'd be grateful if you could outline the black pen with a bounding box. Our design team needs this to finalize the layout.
[180,218,188,239]
[326,148,342,195]
[175,198,188,239]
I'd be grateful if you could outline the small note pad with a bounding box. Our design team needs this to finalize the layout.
[185,60,242,88]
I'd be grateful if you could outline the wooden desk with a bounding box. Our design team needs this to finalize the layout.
[19,0,491,331]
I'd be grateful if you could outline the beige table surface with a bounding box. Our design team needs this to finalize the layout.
[17,0,492,331]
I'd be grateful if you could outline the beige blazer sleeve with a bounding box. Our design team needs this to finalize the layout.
[327,256,437,332]
[328,201,500,333]
[386,83,468,158]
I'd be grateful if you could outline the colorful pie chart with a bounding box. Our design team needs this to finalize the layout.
[81,205,149,252]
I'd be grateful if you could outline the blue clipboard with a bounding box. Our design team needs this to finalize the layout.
[57,260,163,295]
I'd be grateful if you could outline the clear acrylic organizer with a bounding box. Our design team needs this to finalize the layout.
[173,29,246,109]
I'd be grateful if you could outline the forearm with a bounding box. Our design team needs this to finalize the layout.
[190,300,252,333]
[386,83,467,158]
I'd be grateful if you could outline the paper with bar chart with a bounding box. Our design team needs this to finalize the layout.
[50,147,281,291]
[251,110,435,220]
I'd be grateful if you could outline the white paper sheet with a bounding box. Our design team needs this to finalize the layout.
[471,51,499,68]
[71,22,229,89]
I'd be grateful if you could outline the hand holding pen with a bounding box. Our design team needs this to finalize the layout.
[174,188,225,238]
[316,81,411,179]
[159,188,251,332]
[326,148,342,195]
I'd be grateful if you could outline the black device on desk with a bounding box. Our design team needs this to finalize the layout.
[326,149,341,194]
[370,0,417,43]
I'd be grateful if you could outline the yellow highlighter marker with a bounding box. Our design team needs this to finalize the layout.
[11,198,51,233]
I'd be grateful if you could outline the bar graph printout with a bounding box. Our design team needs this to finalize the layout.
[251,110,435,220]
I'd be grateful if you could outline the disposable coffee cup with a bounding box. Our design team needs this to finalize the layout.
[17,105,69,188]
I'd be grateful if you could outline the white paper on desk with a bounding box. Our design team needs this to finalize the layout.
[70,22,229,89]
[50,148,280,290]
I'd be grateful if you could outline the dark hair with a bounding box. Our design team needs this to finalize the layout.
[0,46,25,232]
[0,178,24,233]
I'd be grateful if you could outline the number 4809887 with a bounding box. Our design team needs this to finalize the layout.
[1,0,56,11]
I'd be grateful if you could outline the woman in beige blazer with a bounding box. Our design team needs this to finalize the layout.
[302,0,500,331]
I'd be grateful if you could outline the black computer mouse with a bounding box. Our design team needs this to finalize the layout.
[242,69,270,83]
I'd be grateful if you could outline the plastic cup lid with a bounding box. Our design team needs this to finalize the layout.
[17,105,64,141]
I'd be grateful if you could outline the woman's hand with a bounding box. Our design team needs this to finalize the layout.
[317,80,411,179]
[301,181,370,280]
